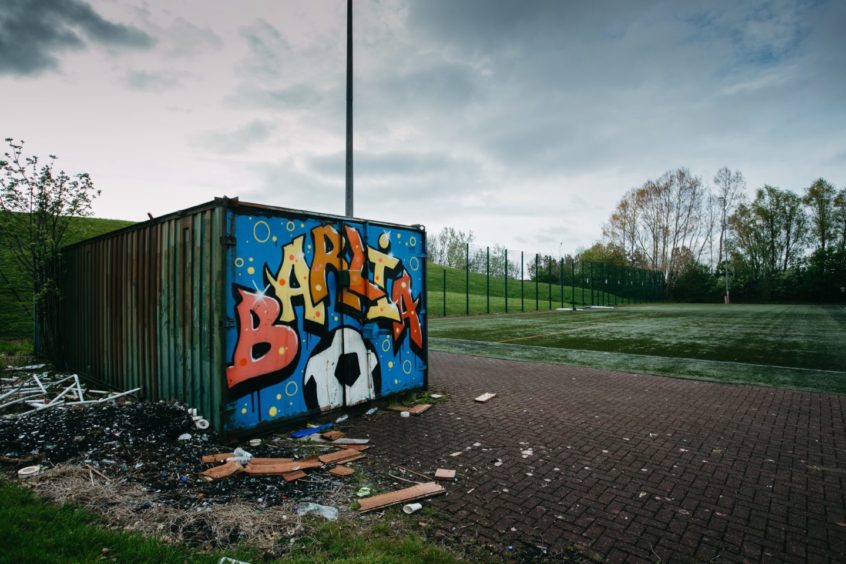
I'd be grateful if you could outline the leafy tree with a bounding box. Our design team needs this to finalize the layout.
[831,187,846,252]
[0,138,99,355]
[712,167,745,268]
[427,227,474,268]
[579,242,629,267]
[803,178,836,253]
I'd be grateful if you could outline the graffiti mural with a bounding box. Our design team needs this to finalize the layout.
[224,213,426,430]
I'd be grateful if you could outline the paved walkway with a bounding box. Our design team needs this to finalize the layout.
[349,352,846,562]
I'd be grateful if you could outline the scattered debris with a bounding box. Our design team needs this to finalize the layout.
[318,448,364,465]
[201,453,235,464]
[407,403,432,416]
[17,464,42,479]
[321,430,345,441]
[429,394,444,399]
[329,465,354,477]
[200,461,243,482]
[290,423,333,438]
[335,414,349,423]
[365,407,379,416]
[248,438,262,447]
[0,371,140,417]
[332,438,370,445]
[244,459,323,475]
[403,502,422,514]
[474,393,496,403]
[355,486,372,497]
[177,433,192,441]
[358,482,445,512]
[434,468,456,481]
[400,411,411,418]
[297,502,338,521]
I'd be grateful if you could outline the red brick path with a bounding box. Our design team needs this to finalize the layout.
[349,352,846,562]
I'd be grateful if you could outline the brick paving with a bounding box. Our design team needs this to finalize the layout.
[348,352,846,562]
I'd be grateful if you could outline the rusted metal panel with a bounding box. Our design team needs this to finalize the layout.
[52,198,426,437]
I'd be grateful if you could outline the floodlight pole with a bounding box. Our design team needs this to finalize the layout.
[345,0,354,217]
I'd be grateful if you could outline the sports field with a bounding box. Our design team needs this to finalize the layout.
[429,304,846,394]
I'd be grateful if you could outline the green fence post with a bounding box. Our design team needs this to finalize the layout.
[535,254,539,311]
[559,257,564,309]
[504,249,508,313]
[581,259,585,306]
[571,257,576,311]
[521,251,524,312]
[443,269,446,317]
[548,256,552,310]
[590,261,594,306]
[486,246,490,314]
[465,243,469,316]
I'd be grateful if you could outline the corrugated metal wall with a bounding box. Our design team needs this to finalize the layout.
[57,205,226,430]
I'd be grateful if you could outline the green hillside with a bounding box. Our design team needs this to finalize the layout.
[0,217,134,349]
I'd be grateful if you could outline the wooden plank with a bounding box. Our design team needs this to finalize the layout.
[322,430,345,441]
[282,470,307,482]
[244,459,323,475]
[339,444,370,452]
[319,448,365,464]
[199,461,243,481]
[250,457,294,465]
[358,482,445,512]
[330,465,355,477]
[474,392,497,403]
[201,453,234,464]
[407,403,432,416]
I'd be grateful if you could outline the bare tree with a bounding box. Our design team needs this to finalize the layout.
[803,178,836,253]
[0,138,99,355]
[713,167,745,267]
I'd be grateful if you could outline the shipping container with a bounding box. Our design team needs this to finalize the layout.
[50,198,427,437]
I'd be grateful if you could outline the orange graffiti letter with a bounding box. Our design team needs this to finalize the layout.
[391,270,422,351]
[226,287,299,389]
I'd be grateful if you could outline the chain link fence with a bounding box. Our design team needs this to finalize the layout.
[427,243,664,317]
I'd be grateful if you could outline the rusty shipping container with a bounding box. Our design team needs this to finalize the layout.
[52,198,428,437]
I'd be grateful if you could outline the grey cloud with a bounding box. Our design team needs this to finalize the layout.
[309,150,474,179]
[0,0,153,76]
[163,17,223,57]
[197,120,276,154]
[239,19,290,78]
[125,70,181,92]
[243,84,325,110]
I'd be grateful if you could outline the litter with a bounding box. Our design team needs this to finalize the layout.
[355,486,372,497]
[365,407,379,416]
[321,430,345,441]
[407,404,432,416]
[335,414,349,423]
[17,465,43,479]
[400,411,410,418]
[318,448,365,465]
[248,438,262,447]
[290,423,333,439]
[0,370,140,417]
[403,502,423,514]
[429,394,444,399]
[474,393,496,403]
[358,482,445,512]
[434,468,456,481]
[243,459,322,475]
[297,502,338,521]
[329,465,354,477]
[281,470,307,482]
[229,447,253,464]
[200,461,244,482]
[332,438,370,445]
[177,433,192,441]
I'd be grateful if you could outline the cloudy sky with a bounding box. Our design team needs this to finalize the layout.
[1,0,844,254]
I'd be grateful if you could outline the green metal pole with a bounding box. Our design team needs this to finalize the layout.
[571,257,576,311]
[465,243,469,316]
[521,251,524,312]
[559,257,564,309]
[548,256,552,310]
[581,259,585,306]
[504,249,508,313]
[590,262,594,306]
[535,254,539,311]
[443,269,446,317]
[486,246,490,314]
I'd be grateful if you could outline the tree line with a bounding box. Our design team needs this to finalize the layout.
[428,167,845,303]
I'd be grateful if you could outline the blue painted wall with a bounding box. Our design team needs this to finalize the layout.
[223,211,426,432]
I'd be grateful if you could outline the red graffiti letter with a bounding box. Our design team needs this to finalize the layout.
[391,271,422,352]
[226,288,299,389]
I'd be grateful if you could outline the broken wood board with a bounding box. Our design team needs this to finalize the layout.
[329,465,355,477]
[282,470,307,482]
[201,453,234,464]
[321,430,345,441]
[244,459,323,475]
[358,481,446,512]
[339,444,370,452]
[332,438,370,445]
[249,457,294,465]
[474,392,497,403]
[200,461,243,481]
[319,448,365,464]
[434,468,456,481]
[407,403,432,416]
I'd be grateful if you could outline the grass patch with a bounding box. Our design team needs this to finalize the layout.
[430,304,846,394]
[0,480,252,563]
